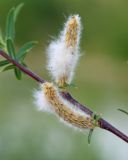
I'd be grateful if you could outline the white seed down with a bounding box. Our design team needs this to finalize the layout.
[47,15,81,86]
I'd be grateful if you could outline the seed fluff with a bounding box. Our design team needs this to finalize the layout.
[47,15,81,87]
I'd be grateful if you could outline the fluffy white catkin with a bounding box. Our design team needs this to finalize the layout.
[34,82,95,129]
[47,15,81,87]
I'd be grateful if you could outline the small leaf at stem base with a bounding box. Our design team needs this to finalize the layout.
[88,129,94,144]
[14,68,22,80]
[0,60,9,67]
[118,108,128,115]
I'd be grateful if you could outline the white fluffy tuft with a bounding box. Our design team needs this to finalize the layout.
[47,40,79,84]
[33,86,54,113]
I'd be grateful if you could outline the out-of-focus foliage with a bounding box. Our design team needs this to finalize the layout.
[0,0,128,160]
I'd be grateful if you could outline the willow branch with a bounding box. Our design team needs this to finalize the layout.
[0,49,128,143]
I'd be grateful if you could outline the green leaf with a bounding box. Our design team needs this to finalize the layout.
[88,129,94,144]
[68,83,77,88]
[0,29,4,43]
[6,7,15,40]
[0,60,9,67]
[6,3,24,42]
[6,38,15,58]
[14,68,22,80]
[0,42,5,50]
[3,64,22,80]
[22,62,27,67]
[0,29,5,49]
[118,109,128,115]
[3,64,15,71]
[14,3,24,22]
[16,41,38,60]
[0,41,4,49]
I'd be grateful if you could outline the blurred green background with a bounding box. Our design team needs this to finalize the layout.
[0,0,128,160]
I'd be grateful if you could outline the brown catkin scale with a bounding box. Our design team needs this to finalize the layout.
[42,82,95,129]
[65,16,78,48]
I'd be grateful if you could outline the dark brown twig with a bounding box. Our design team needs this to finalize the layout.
[0,49,128,143]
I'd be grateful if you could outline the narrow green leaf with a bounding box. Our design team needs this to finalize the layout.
[67,83,77,89]
[0,29,4,43]
[0,29,5,49]
[6,4,23,42]
[14,3,24,22]
[0,42,5,50]
[14,68,22,80]
[118,109,128,115]
[6,38,15,58]
[3,64,22,80]
[0,60,9,67]
[22,62,27,67]
[6,7,15,40]
[88,129,94,144]
[16,41,38,60]
[59,82,77,89]
[3,64,15,71]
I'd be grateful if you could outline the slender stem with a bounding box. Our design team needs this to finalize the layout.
[0,50,45,83]
[0,49,128,143]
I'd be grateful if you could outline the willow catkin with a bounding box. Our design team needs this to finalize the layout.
[42,82,95,129]
[47,15,81,88]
